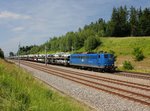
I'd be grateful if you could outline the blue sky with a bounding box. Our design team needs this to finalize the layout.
[0,0,150,55]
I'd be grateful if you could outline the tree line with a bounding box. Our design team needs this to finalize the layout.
[17,6,150,55]
[0,48,4,59]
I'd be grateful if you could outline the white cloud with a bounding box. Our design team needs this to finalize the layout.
[0,36,25,56]
[12,27,24,32]
[0,11,31,19]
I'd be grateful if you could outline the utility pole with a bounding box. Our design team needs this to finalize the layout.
[45,45,47,65]
[18,42,20,68]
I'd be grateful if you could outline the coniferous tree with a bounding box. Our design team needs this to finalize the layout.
[0,48,4,59]
[110,6,130,37]
[139,8,150,36]
[130,6,138,36]
[137,8,143,36]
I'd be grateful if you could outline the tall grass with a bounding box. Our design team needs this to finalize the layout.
[0,59,90,111]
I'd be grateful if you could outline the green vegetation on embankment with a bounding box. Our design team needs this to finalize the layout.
[97,37,150,56]
[0,59,91,111]
[96,37,150,73]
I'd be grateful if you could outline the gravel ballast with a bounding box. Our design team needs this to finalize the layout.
[20,63,150,111]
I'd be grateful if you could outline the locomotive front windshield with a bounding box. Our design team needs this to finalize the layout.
[104,54,108,58]
[99,54,114,67]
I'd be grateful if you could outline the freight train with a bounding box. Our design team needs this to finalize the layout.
[11,52,116,72]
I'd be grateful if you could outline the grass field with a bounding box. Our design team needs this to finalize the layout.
[0,59,91,111]
[97,37,150,56]
[97,37,150,73]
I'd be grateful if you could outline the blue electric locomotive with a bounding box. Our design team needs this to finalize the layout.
[70,53,115,72]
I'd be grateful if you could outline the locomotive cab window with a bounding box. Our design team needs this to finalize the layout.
[98,55,100,58]
[110,54,113,58]
[104,54,108,58]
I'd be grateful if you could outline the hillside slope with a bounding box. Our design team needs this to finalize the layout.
[97,37,150,56]
[95,37,150,72]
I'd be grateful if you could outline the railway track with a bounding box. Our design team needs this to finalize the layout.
[115,71,150,80]
[16,59,150,80]
[22,60,150,90]
[17,60,150,106]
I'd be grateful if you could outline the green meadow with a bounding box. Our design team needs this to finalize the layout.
[97,37,150,73]
[0,59,91,111]
[97,37,150,56]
